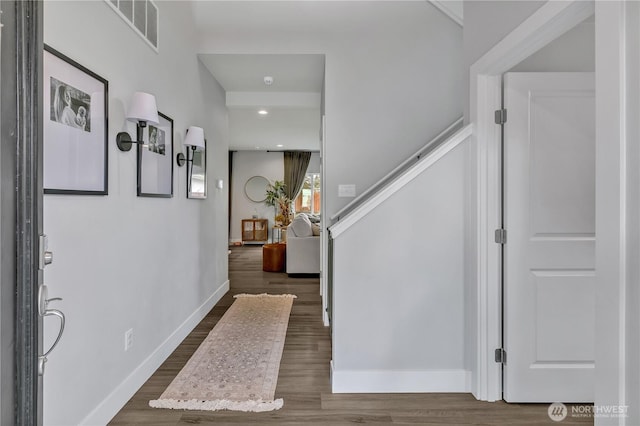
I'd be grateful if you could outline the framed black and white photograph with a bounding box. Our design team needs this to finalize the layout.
[187,140,207,199]
[138,112,173,197]
[44,45,108,195]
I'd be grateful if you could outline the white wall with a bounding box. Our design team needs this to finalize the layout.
[307,152,321,174]
[43,2,229,425]
[230,151,320,243]
[332,142,467,392]
[509,19,594,72]
[230,151,283,243]
[197,1,463,223]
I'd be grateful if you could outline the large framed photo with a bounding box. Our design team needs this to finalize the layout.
[44,45,108,195]
[187,140,207,199]
[137,112,174,197]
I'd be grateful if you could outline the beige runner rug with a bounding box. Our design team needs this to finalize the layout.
[149,293,296,412]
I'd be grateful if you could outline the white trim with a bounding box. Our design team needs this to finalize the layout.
[469,0,595,402]
[332,369,471,393]
[80,280,230,425]
[329,124,472,239]
[594,2,629,423]
[429,1,463,27]
[321,115,330,327]
[472,74,503,402]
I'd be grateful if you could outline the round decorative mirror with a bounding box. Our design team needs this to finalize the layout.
[244,176,270,202]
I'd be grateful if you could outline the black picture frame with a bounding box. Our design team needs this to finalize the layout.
[137,111,174,197]
[43,45,109,195]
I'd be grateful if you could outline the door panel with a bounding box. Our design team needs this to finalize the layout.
[2,1,45,424]
[503,72,595,403]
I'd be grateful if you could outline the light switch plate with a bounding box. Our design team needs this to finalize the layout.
[338,184,356,198]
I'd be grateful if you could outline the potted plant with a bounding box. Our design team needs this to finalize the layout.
[265,180,287,225]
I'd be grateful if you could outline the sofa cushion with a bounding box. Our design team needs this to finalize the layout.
[290,213,313,237]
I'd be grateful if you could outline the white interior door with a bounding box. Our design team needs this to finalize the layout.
[503,72,595,403]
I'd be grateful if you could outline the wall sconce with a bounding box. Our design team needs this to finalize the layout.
[176,126,205,166]
[116,92,159,151]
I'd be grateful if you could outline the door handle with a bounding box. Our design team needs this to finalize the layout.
[37,285,65,376]
[41,308,65,358]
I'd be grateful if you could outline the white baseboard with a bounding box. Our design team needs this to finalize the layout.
[331,367,471,393]
[81,280,230,426]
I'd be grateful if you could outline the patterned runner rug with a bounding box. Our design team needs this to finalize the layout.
[149,293,296,412]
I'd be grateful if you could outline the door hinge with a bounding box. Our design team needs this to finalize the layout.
[495,348,507,364]
[494,228,507,244]
[495,108,507,125]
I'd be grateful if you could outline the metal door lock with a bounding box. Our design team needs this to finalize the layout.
[43,251,53,266]
[39,235,53,269]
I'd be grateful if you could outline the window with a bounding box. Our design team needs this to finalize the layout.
[294,173,320,215]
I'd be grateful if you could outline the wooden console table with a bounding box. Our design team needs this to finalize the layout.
[242,219,268,243]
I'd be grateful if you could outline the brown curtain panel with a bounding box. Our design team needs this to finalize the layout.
[283,151,312,200]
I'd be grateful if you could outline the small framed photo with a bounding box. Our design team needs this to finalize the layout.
[137,112,174,197]
[187,141,207,199]
[43,45,108,195]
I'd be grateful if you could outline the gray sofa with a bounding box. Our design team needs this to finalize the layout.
[286,213,320,274]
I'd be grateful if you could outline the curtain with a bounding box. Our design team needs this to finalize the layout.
[283,151,311,200]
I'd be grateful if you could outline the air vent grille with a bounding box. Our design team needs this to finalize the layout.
[105,0,159,52]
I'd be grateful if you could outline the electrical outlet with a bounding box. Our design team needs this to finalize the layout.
[124,328,133,351]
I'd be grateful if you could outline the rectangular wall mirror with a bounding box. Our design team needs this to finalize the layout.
[187,141,206,199]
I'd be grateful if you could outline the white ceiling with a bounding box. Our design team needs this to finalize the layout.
[198,53,325,151]
[199,54,325,93]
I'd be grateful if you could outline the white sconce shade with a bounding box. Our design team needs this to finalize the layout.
[176,126,205,167]
[126,92,159,125]
[184,126,205,149]
[116,91,160,152]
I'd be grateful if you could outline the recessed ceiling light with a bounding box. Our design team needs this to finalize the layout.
[258,109,268,115]
[276,144,283,148]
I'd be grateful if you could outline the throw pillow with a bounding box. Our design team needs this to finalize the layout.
[311,223,321,236]
[290,214,312,237]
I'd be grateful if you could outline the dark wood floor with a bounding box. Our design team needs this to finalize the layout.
[110,245,593,425]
